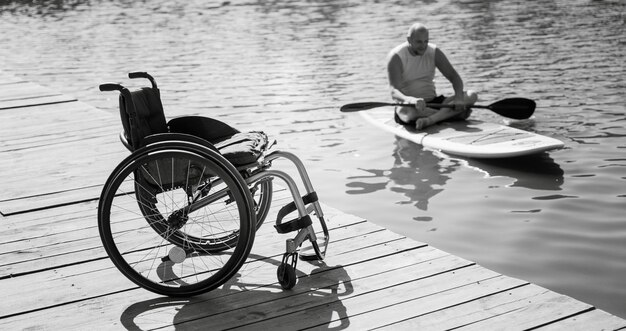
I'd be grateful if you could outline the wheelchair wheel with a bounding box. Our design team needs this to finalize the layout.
[98,142,256,297]
[277,263,297,290]
[250,178,272,230]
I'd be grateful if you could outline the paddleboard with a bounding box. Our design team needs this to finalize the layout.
[361,108,564,158]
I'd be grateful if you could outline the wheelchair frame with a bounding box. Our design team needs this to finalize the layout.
[98,72,329,296]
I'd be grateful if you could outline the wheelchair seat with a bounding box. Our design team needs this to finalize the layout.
[168,116,272,167]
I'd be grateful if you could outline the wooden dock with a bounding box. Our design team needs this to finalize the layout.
[1,70,625,330]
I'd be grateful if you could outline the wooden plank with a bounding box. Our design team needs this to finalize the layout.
[0,185,104,216]
[0,186,326,278]
[0,186,293,261]
[217,265,502,331]
[0,81,62,101]
[0,137,122,193]
[0,238,419,328]
[455,291,593,331]
[0,202,369,278]
[302,276,530,331]
[374,284,561,330]
[0,215,408,319]
[0,101,119,152]
[0,237,435,329]
[0,189,341,268]
[0,137,126,214]
[0,95,76,110]
[0,101,115,131]
[0,72,26,85]
[534,309,626,330]
[0,125,118,153]
[0,80,76,110]
[0,98,125,215]
[0,187,340,253]
[156,254,472,331]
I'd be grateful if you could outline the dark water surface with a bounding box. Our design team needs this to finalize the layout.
[1,0,625,318]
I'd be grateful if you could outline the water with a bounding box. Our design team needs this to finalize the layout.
[1,0,625,318]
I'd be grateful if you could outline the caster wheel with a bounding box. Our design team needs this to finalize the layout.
[277,263,297,289]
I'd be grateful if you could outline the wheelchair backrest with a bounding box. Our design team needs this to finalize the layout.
[119,87,167,150]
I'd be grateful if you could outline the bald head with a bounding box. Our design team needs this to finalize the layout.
[406,23,429,55]
[407,23,428,38]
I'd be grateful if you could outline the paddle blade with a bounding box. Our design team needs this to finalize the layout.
[340,102,397,112]
[488,98,536,119]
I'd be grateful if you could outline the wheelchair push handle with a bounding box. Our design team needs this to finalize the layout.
[99,83,124,92]
[128,71,158,89]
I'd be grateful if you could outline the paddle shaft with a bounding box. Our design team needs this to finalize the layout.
[427,103,489,109]
[340,97,535,120]
[353,102,491,109]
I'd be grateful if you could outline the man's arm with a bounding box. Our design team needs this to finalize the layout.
[387,54,419,104]
[435,47,465,110]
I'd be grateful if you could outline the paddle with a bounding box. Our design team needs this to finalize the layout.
[340,97,536,120]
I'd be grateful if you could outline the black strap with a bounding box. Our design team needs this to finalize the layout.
[274,215,312,234]
[274,192,318,234]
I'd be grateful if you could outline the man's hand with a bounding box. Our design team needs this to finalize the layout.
[451,97,472,120]
[452,96,465,112]
[404,96,425,112]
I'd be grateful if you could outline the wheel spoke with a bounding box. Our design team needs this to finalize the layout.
[99,148,254,296]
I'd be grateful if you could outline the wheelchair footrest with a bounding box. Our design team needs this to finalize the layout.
[275,215,312,234]
[274,192,318,234]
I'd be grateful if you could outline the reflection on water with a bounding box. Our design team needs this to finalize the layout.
[1,0,625,319]
[472,153,564,191]
[347,138,458,213]
[347,136,564,213]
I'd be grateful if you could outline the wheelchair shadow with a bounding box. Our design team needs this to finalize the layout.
[119,253,353,330]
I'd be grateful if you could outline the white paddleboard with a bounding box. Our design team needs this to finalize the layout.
[361,108,564,158]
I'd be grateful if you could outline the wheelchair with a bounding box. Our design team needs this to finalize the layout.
[98,72,329,297]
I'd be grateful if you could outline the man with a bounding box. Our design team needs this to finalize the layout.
[387,23,478,130]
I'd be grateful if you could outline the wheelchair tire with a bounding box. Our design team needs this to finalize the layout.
[277,263,297,290]
[251,179,272,230]
[98,141,256,297]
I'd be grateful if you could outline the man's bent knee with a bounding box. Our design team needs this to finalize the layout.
[465,90,478,105]
[459,108,472,120]
[396,106,418,122]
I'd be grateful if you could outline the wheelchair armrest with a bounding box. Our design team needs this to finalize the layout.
[99,83,124,92]
[119,131,133,152]
[143,133,219,153]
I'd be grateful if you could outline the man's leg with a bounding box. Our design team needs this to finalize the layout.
[395,105,418,125]
[443,90,478,120]
[394,105,438,125]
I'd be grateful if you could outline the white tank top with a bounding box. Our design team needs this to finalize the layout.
[388,42,437,100]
